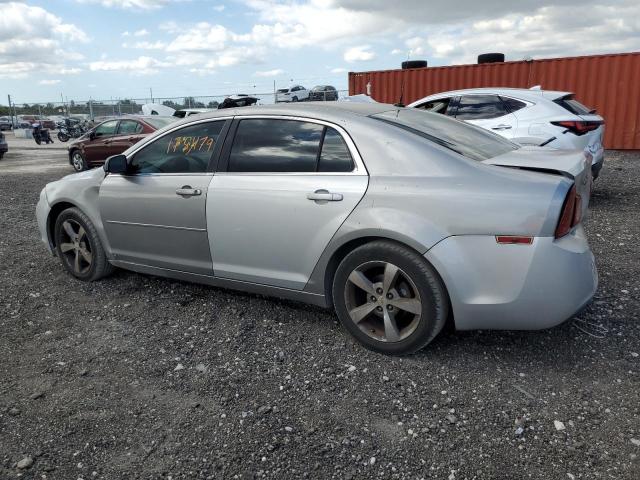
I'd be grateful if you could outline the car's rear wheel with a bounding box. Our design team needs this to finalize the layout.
[71,150,87,172]
[58,131,69,142]
[292,96,298,102]
[332,241,448,355]
[54,207,114,281]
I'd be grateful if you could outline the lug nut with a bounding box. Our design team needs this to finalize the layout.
[370,295,377,302]
[376,306,383,312]
[386,293,393,299]
[376,288,383,295]
[387,305,394,311]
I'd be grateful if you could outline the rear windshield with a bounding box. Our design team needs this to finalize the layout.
[144,117,176,129]
[372,109,519,161]
[276,89,289,93]
[554,95,593,115]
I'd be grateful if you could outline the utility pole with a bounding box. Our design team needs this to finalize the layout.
[88,97,94,122]
[273,80,276,104]
[7,94,15,128]
[150,87,153,103]
[60,93,65,116]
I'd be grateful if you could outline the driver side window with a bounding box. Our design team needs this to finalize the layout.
[94,120,118,137]
[129,121,225,174]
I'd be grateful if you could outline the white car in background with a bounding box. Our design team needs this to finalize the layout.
[275,85,309,103]
[408,88,605,178]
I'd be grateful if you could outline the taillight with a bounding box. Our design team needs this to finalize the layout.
[551,120,602,136]
[555,184,582,238]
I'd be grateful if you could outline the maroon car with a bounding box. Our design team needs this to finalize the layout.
[68,116,176,172]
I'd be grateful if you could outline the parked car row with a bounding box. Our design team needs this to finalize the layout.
[276,85,339,103]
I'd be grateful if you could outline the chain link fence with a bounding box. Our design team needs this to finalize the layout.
[1,90,349,125]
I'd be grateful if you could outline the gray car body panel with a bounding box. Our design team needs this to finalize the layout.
[36,103,597,330]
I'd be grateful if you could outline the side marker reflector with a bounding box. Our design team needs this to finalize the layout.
[495,236,533,245]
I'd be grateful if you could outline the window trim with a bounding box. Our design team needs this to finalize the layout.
[121,117,232,176]
[453,94,510,120]
[216,115,367,176]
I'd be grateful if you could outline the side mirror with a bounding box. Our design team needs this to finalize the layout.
[104,154,128,174]
[89,130,96,140]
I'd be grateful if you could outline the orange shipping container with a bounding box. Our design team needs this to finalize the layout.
[349,52,640,150]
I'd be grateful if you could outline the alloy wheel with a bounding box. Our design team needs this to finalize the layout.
[344,261,422,343]
[59,219,93,275]
[72,152,84,171]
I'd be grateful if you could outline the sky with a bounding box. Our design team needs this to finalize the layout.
[1,0,639,104]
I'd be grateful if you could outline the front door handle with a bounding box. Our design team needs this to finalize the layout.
[176,185,202,197]
[307,189,343,202]
[491,124,512,130]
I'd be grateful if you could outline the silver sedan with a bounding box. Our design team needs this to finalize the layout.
[36,103,597,354]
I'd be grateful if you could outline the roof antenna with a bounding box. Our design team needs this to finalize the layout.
[394,80,405,108]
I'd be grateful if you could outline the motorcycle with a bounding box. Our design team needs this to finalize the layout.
[32,123,54,145]
[57,118,88,142]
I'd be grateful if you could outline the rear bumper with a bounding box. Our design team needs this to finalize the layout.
[425,226,597,330]
[591,150,604,178]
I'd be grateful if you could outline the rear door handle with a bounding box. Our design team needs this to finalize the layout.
[176,186,202,197]
[491,124,512,130]
[307,189,343,202]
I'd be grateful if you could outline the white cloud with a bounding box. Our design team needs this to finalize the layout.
[255,68,284,77]
[331,67,347,73]
[344,45,375,62]
[126,40,168,50]
[39,79,61,85]
[122,31,130,36]
[133,28,149,37]
[0,2,88,78]
[213,4,225,12]
[88,56,171,75]
[75,0,172,10]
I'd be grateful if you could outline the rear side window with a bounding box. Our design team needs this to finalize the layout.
[501,97,527,113]
[554,95,593,115]
[227,119,354,173]
[373,109,518,161]
[455,95,507,120]
[117,120,143,134]
[130,121,225,174]
[228,119,323,172]
[318,128,353,172]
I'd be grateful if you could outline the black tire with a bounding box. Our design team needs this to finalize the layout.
[58,132,69,142]
[478,53,505,64]
[332,240,449,355]
[35,137,41,145]
[292,96,298,102]
[402,60,428,69]
[54,207,114,281]
[71,150,87,172]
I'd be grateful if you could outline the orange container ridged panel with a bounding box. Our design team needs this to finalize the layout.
[348,52,640,149]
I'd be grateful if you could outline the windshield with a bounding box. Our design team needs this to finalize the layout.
[144,117,177,129]
[372,109,519,161]
[276,89,288,93]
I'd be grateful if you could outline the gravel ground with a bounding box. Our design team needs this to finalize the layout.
[0,146,638,479]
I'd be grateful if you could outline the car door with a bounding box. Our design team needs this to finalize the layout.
[109,119,146,153]
[84,120,119,163]
[207,117,368,290]
[99,119,230,275]
[454,94,518,139]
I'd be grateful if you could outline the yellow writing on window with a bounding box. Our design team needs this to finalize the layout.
[167,136,215,155]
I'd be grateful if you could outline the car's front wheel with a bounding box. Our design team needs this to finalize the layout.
[332,241,449,355]
[54,207,114,281]
[71,150,87,172]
